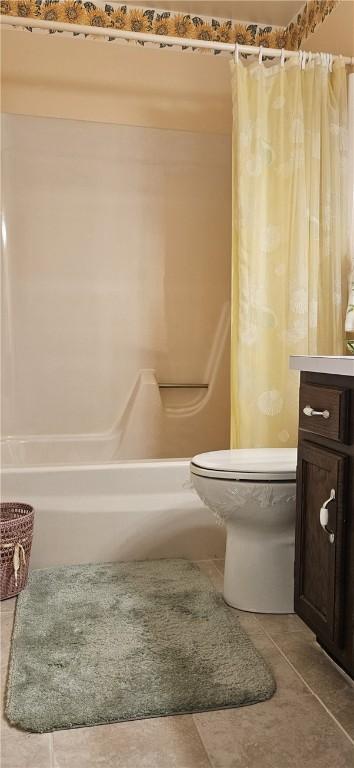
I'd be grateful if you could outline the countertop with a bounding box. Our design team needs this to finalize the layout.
[290,355,354,377]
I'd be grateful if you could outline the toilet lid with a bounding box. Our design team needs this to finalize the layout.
[190,448,297,481]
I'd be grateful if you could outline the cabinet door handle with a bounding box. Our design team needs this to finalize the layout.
[303,405,330,419]
[320,488,335,544]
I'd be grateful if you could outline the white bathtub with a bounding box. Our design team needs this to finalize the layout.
[1,460,225,569]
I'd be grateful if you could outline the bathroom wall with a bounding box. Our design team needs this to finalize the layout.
[1,30,232,134]
[302,0,354,58]
[1,112,231,462]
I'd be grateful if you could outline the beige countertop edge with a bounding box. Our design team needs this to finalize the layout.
[289,355,354,377]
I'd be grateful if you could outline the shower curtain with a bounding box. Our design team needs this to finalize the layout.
[230,54,348,448]
[345,73,354,347]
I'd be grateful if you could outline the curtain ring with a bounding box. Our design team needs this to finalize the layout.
[258,45,263,65]
[280,48,285,67]
[234,42,239,63]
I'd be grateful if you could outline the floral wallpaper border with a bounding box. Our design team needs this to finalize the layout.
[284,0,338,51]
[0,0,339,52]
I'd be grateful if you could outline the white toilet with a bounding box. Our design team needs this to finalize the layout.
[190,448,297,614]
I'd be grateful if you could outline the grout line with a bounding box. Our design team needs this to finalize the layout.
[258,623,354,747]
[192,716,215,768]
[256,622,316,638]
[49,732,55,768]
[201,560,224,576]
[194,560,224,579]
[316,642,354,688]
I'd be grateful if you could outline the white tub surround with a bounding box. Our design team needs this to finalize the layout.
[1,114,231,465]
[290,356,354,377]
[1,461,225,569]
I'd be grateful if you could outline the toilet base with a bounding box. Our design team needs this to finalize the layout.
[223,522,295,614]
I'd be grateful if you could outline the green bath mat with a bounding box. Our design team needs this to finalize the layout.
[6,559,275,732]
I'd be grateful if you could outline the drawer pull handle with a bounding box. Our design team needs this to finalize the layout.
[320,488,335,544]
[303,405,330,419]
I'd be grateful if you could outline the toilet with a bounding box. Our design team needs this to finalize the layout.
[190,448,297,614]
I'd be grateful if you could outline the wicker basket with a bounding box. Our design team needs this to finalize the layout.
[0,503,35,600]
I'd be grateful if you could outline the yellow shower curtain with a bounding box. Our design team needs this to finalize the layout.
[230,55,348,448]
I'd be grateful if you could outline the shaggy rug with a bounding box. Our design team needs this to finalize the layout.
[6,559,275,732]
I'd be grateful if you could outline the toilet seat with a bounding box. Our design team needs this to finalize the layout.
[191,448,297,481]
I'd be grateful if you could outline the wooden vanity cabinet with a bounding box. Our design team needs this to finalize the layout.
[294,371,354,679]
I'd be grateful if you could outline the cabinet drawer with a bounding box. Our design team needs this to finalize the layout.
[299,383,349,442]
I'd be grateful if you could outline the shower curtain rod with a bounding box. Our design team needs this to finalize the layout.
[2,15,354,64]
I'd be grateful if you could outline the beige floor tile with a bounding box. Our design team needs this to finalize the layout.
[53,715,211,768]
[193,630,353,768]
[1,613,14,660]
[255,612,315,638]
[1,613,14,716]
[273,633,354,740]
[231,610,267,637]
[194,638,354,768]
[244,633,313,702]
[0,599,17,616]
[194,693,354,768]
[1,712,52,768]
[194,561,224,592]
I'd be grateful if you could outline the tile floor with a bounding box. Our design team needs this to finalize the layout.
[1,559,354,768]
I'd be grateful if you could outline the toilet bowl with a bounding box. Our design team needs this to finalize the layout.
[190,448,297,614]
